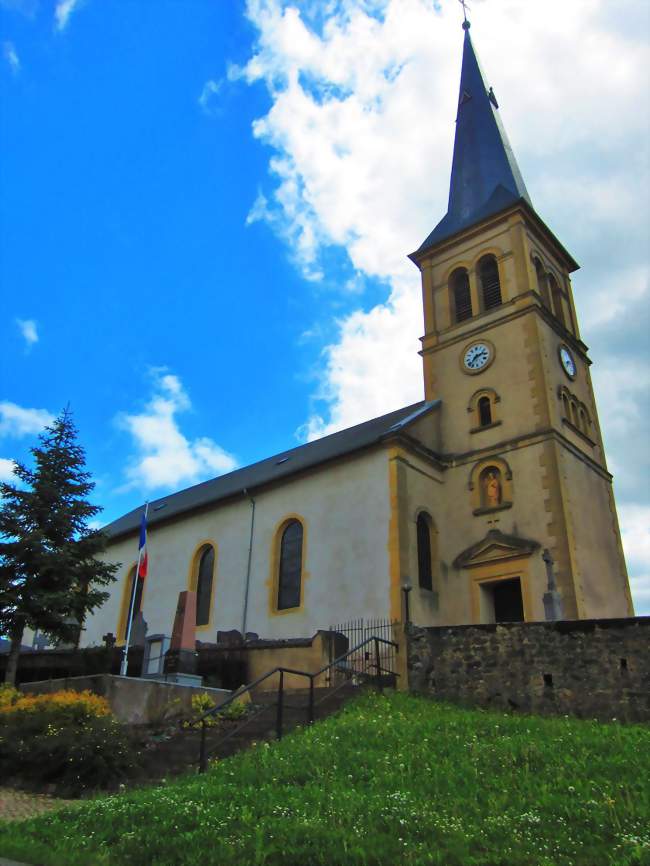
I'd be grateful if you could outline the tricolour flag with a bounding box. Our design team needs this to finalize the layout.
[137,510,148,579]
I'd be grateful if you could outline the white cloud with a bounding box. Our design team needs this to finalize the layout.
[0,457,16,482]
[54,0,84,32]
[198,79,223,114]
[619,504,650,615]
[118,369,238,492]
[239,0,650,610]
[16,318,38,348]
[3,41,20,74]
[0,402,54,438]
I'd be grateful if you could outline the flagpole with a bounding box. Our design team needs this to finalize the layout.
[120,501,149,677]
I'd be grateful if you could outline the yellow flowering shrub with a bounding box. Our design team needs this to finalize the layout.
[0,684,20,710]
[0,688,136,793]
[0,689,110,721]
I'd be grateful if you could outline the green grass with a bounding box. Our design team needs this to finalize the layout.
[1,692,648,866]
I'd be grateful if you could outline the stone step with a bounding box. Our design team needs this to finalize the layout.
[137,683,369,781]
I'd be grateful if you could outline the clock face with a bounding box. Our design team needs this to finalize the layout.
[559,345,576,379]
[463,342,492,372]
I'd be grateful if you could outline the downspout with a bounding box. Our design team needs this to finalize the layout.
[241,488,256,636]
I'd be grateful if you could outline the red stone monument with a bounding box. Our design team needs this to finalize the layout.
[164,590,199,680]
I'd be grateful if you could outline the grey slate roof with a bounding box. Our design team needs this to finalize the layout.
[106,400,439,541]
[413,25,531,256]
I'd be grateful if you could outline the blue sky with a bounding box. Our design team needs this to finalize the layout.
[1,0,649,613]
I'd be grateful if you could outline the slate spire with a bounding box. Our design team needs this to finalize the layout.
[414,23,531,255]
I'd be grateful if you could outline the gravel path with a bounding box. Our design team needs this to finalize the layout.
[0,788,79,823]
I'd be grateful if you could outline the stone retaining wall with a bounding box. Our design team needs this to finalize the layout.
[407,617,649,722]
[20,675,230,725]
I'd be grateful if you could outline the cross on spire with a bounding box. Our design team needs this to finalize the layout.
[458,0,471,26]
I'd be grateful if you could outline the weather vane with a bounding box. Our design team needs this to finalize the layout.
[458,0,471,27]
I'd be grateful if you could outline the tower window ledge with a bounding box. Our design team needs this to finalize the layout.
[470,420,502,435]
[472,501,513,517]
[561,418,596,447]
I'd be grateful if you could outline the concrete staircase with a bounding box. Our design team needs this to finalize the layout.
[137,683,363,781]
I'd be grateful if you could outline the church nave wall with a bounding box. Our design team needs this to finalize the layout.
[83,448,393,647]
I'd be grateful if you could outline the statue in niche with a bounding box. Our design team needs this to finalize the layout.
[482,468,502,508]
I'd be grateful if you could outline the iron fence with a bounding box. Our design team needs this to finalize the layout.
[326,617,399,686]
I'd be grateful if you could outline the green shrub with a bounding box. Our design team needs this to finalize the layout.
[185,692,250,728]
[0,690,138,794]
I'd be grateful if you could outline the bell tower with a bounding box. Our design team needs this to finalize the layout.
[409,21,633,621]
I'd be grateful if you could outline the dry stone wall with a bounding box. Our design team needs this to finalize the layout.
[407,617,649,722]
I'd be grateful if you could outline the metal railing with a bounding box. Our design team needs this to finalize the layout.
[184,635,399,773]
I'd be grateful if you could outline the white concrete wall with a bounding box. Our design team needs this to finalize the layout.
[82,448,392,647]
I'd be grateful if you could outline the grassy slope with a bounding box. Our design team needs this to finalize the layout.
[0,692,648,866]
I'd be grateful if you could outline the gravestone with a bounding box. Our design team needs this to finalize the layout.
[142,634,170,678]
[164,590,201,685]
[216,629,244,647]
[130,612,148,647]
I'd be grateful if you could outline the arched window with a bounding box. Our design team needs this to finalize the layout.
[579,407,588,434]
[416,513,433,591]
[478,395,492,427]
[562,393,570,422]
[549,275,566,327]
[194,545,215,627]
[570,400,580,429]
[451,268,472,323]
[479,255,502,310]
[277,520,303,610]
[120,565,143,641]
[534,258,552,310]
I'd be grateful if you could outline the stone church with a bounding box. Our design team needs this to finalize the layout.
[82,22,634,649]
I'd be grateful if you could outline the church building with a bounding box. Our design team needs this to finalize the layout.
[82,22,634,648]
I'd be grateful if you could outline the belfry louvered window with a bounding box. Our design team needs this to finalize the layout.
[451,268,472,322]
[479,255,502,310]
[278,520,303,610]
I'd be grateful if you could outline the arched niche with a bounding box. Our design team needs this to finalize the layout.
[468,457,513,515]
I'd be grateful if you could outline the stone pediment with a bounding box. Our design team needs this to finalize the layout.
[453,529,540,569]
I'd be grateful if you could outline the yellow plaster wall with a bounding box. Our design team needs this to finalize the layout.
[244,632,331,690]
[411,204,632,624]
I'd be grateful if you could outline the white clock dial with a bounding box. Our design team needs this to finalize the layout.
[463,342,491,372]
[559,346,576,379]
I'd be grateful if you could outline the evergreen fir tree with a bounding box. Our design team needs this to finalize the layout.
[0,408,118,684]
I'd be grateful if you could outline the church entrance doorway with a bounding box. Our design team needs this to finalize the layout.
[480,577,524,623]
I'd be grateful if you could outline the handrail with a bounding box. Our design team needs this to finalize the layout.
[187,634,398,728]
[184,633,399,772]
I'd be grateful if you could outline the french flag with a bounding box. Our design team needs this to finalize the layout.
[137,511,148,579]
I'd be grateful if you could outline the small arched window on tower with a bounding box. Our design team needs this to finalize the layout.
[534,258,552,310]
[562,393,571,423]
[548,274,566,327]
[478,395,492,427]
[193,545,215,628]
[416,513,434,591]
[277,520,303,610]
[479,255,502,310]
[451,268,472,323]
[578,407,589,435]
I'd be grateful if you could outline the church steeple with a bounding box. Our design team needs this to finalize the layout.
[415,23,531,256]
